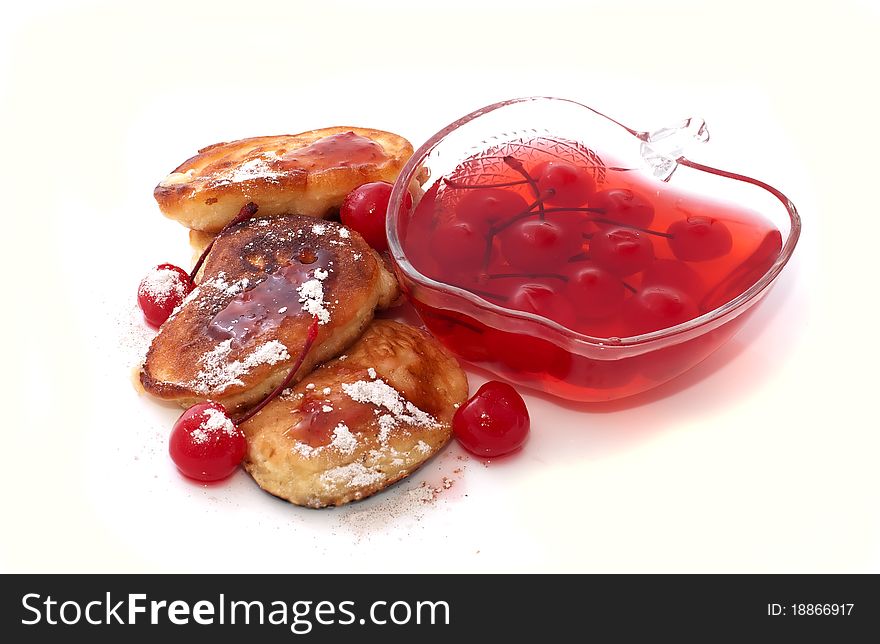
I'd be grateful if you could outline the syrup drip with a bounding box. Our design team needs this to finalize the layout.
[208,250,331,344]
[276,132,386,171]
[288,372,376,448]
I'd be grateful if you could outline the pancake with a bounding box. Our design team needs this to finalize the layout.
[154,127,413,233]
[140,215,399,410]
[189,228,216,265]
[241,320,468,508]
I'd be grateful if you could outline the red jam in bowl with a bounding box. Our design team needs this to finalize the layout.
[388,100,798,402]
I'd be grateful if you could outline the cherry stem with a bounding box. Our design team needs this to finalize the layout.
[541,208,673,238]
[488,191,563,235]
[233,317,319,425]
[503,156,548,220]
[480,238,494,275]
[189,202,260,282]
[622,281,638,294]
[589,218,673,238]
[488,272,569,282]
[479,191,556,276]
[442,178,530,189]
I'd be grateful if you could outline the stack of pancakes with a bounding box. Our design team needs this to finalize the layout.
[140,127,468,508]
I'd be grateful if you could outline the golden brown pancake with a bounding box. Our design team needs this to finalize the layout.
[241,320,468,508]
[154,127,413,233]
[189,229,216,265]
[140,215,399,411]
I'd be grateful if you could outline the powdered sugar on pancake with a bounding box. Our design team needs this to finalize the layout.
[191,339,290,393]
[341,378,438,430]
[319,462,385,488]
[292,422,359,458]
[205,155,286,188]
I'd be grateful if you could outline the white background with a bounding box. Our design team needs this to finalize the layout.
[1,0,877,572]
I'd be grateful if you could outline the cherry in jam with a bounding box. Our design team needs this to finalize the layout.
[531,161,596,208]
[509,282,576,327]
[433,220,488,272]
[499,218,583,272]
[564,264,625,319]
[591,188,655,229]
[398,135,783,401]
[622,286,698,336]
[668,215,733,262]
[455,188,529,231]
[589,227,655,277]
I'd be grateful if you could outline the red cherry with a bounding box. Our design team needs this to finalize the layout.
[641,259,705,299]
[531,161,596,207]
[622,286,698,335]
[341,181,408,251]
[137,263,193,327]
[589,228,655,276]
[591,189,655,228]
[455,188,528,231]
[565,264,626,319]
[499,218,583,272]
[433,220,487,270]
[509,282,576,327]
[169,402,247,482]
[667,216,733,261]
[453,381,530,457]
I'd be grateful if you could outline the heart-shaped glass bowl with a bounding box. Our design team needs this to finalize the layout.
[386,97,800,402]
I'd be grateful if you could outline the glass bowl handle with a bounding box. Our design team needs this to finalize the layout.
[639,116,710,180]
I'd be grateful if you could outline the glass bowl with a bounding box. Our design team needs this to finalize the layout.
[386,97,800,402]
